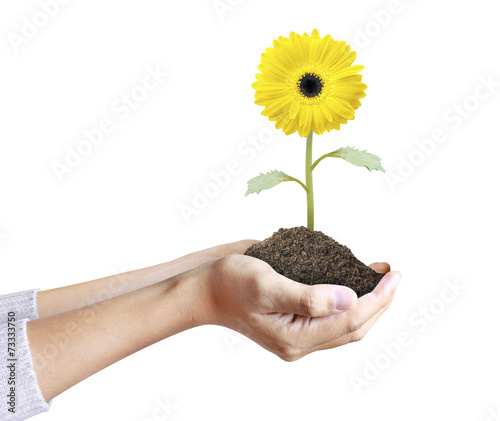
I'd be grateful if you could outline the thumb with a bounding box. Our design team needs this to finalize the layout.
[271,274,358,317]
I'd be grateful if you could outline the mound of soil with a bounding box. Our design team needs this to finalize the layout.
[244,226,384,297]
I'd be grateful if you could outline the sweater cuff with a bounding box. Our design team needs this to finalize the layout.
[1,318,51,420]
[0,289,40,322]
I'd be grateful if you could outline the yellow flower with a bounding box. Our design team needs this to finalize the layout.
[252,29,367,137]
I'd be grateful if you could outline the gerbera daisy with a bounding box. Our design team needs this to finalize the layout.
[252,29,367,137]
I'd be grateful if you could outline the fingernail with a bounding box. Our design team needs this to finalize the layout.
[333,288,356,311]
[388,272,402,291]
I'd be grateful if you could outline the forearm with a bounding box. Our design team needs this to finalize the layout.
[36,256,197,318]
[36,240,255,318]
[26,265,211,402]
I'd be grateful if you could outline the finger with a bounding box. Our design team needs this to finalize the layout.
[311,283,398,352]
[267,272,358,317]
[368,262,391,274]
[300,271,401,345]
[345,287,396,341]
[340,270,401,334]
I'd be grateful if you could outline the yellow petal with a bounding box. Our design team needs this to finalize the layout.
[319,104,333,122]
[328,98,354,119]
[312,107,325,134]
[299,106,311,128]
[289,101,300,119]
[264,96,292,116]
[331,65,364,80]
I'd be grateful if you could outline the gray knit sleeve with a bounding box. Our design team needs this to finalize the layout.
[1,290,51,420]
[0,290,40,322]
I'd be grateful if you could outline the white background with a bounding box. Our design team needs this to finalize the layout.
[1,0,499,420]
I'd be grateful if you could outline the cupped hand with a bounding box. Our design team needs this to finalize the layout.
[201,254,400,361]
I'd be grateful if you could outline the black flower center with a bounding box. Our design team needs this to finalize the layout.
[299,73,323,98]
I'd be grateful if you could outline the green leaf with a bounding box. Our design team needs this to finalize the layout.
[312,147,385,173]
[245,170,307,196]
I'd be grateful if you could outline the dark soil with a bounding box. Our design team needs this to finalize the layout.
[244,226,384,297]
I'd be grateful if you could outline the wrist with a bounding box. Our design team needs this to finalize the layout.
[169,263,220,328]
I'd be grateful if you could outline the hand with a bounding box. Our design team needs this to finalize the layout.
[198,239,260,259]
[201,254,400,361]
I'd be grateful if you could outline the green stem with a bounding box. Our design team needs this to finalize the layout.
[286,177,309,193]
[305,130,314,231]
[311,151,337,171]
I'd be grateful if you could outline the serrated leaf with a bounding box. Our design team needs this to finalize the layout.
[245,170,293,196]
[317,147,385,172]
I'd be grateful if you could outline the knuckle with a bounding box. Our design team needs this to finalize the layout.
[346,316,364,333]
[223,253,241,266]
[299,290,323,317]
[256,259,275,275]
[372,288,392,306]
[216,254,235,272]
[349,329,366,343]
[276,343,302,362]
[282,355,301,362]
[280,349,302,362]
[217,254,246,274]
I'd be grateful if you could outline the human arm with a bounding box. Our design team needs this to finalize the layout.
[27,266,207,402]
[27,254,398,402]
[36,239,257,318]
